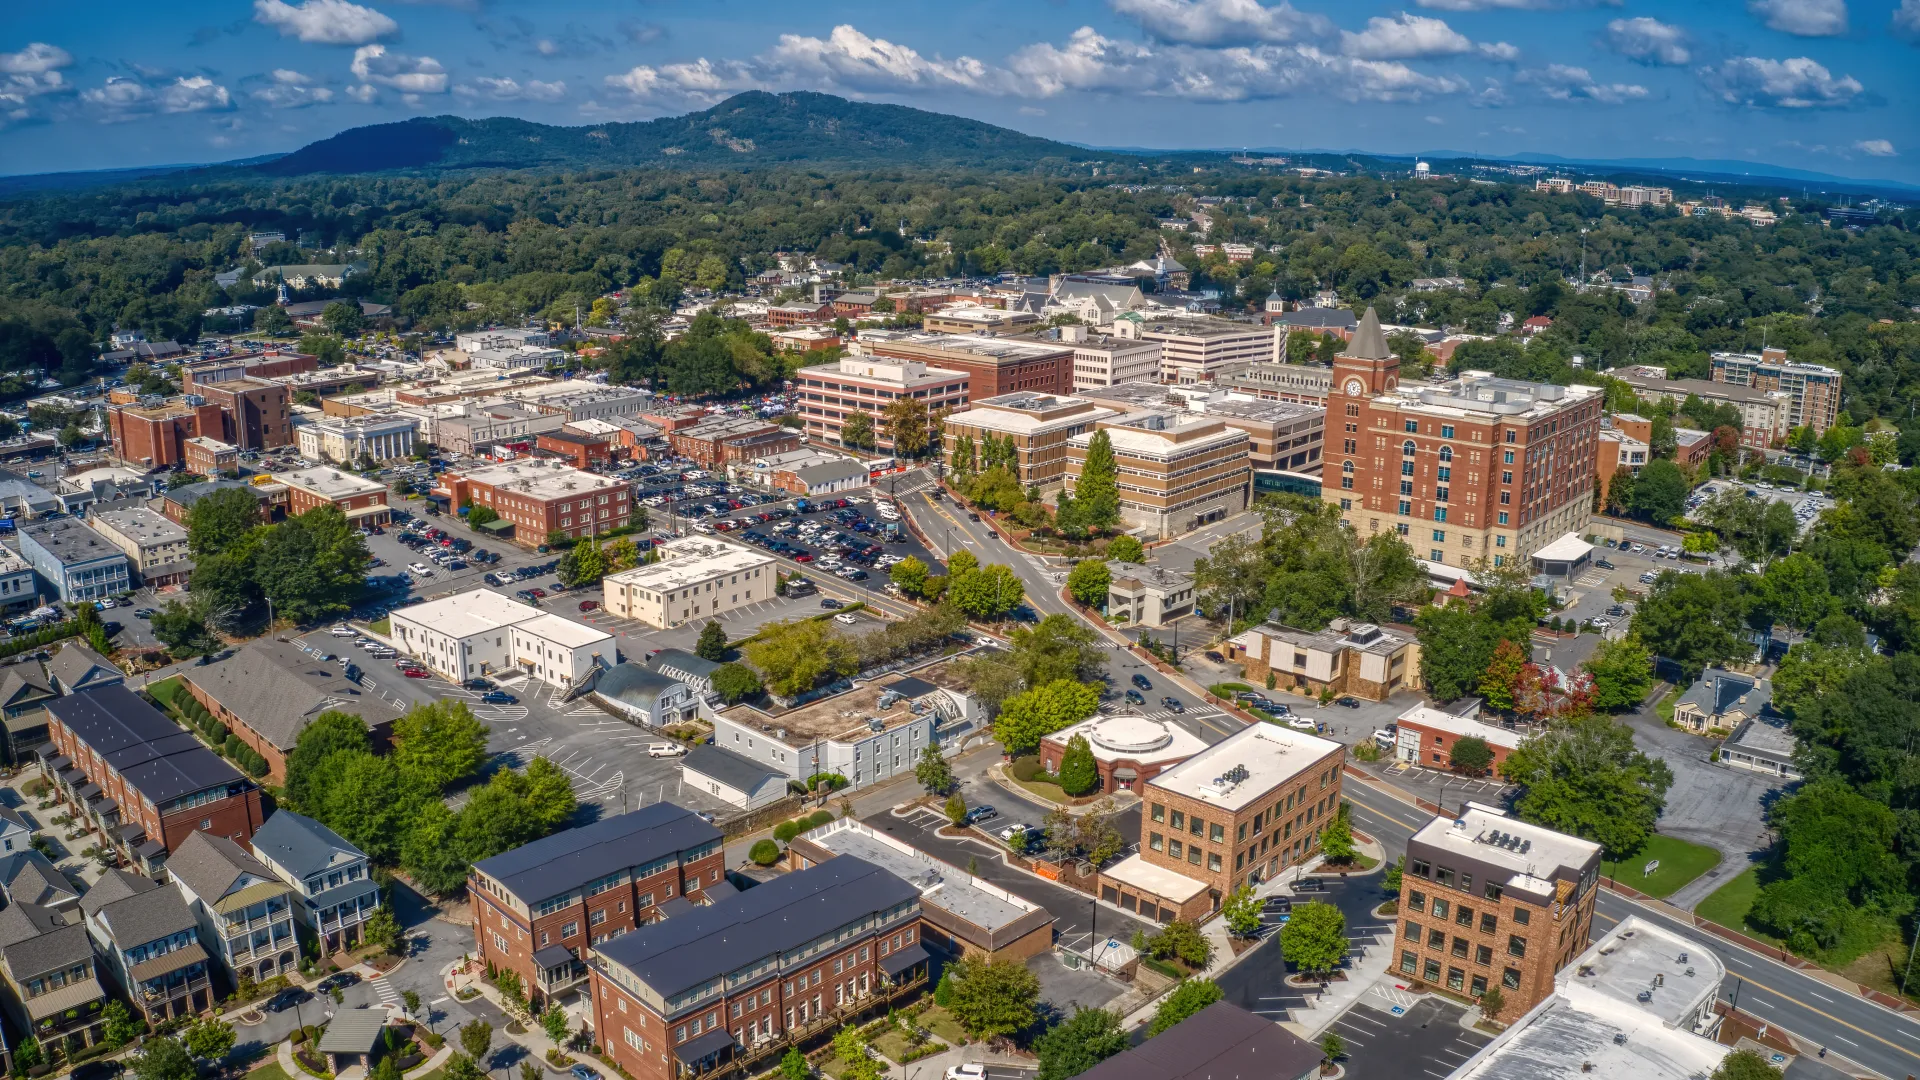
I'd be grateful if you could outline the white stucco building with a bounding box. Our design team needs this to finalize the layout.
[389,589,615,687]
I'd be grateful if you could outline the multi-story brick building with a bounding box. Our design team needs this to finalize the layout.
[1037,714,1206,797]
[180,350,317,390]
[940,394,1118,491]
[1710,348,1842,436]
[278,467,391,527]
[669,418,801,469]
[537,430,615,471]
[195,378,293,451]
[1140,320,1282,384]
[1100,722,1345,921]
[856,330,1071,397]
[469,805,724,1010]
[1390,705,1525,772]
[107,399,224,469]
[1611,369,1788,452]
[1228,619,1418,703]
[586,856,932,1080]
[1062,410,1251,539]
[1324,307,1602,567]
[435,459,632,544]
[794,355,971,452]
[1219,362,1334,406]
[183,436,238,477]
[43,685,265,877]
[1393,802,1601,1016]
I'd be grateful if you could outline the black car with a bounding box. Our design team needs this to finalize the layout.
[317,971,361,993]
[1335,697,1362,709]
[1131,673,1152,690]
[265,988,312,1013]
[821,598,843,609]
[1594,558,1616,570]
[1204,650,1225,663]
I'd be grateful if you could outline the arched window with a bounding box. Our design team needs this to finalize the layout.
[1439,446,1454,462]
[1342,460,1355,473]
[1402,441,1417,457]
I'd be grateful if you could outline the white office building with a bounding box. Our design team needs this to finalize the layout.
[389,588,616,687]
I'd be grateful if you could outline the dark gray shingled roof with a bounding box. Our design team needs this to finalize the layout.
[183,638,404,751]
[471,804,721,906]
[1076,1001,1322,1080]
[93,878,198,949]
[594,856,917,1001]
[251,808,364,880]
[0,901,94,978]
[47,684,246,807]
[0,850,78,908]
[680,745,781,794]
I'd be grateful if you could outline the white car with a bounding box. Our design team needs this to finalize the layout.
[834,613,858,624]
[329,625,356,637]
[945,1066,986,1080]
[647,743,687,758]
[1285,716,1320,732]
[409,562,434,576]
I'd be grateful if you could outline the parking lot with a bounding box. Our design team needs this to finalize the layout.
[1328,997,1492,1080]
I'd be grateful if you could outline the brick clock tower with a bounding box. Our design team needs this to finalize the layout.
[1325,307,1397,522]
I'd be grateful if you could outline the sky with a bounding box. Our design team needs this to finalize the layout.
[1,0,1915,184]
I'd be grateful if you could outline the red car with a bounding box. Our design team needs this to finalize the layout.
[529,588,547,598]
[794,553,814,563]
[402,668,430,679]
[579,600,599,612]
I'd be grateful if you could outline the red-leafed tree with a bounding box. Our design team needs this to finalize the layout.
[1479,639,1528,712]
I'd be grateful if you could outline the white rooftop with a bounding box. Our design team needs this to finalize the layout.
[1451,916,1728,1080]
[1046,714,1207,766]
[1412,802,1602,889]
[514,611,615,651]
[946,397,1117,436]
[392,588,544,639]
[452,459,627,501]
[800,819,1043,932]
[1396,706,1526,750]
[1532,532,1595,563]
[605,537,774,593]
[279,467,388,500]
[1070,413,1247,458]
[1146,722,1342,812]
[1101,853,1209,902]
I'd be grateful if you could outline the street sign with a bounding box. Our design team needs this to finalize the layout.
[1644,859,1660,877]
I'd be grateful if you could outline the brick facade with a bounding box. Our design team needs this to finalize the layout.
[195,379,294,450]
[1138,754,1346,904]
[108,402,223,468]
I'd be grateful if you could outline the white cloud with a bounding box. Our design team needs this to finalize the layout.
[1414,0,1576,12]
[1106,0,1333,46]
[344,82,379,103]
[1698,55,1862,108]
[1894,0,1920,35]
[765,25,1009,93]
[1341,14,1469,58]
[251,68,335,108]
[456,76,566,102]
[0,42,72,75]
[1854,138,1896,156]
[1425,114,1444,123]
[1018,105,1046,115]
[1516,63,1648,103]
[604,58,761,105]
[253,0,397,46]
[81,74,231,120]
[1604,17,1689,65]
[350,44,448,94]
[1748,0,1847,35]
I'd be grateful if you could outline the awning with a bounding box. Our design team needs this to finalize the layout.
[118,822,147,842]
[75,783,100,800]
[56,769,80,786]
[25,977,104,1020]
[1113,768,1138,780]
[880,943,929,978]
[317,1008,389,1054]
[672,1029,736,1066]
[135,839,165,860]
[213,880,292,915]
[532,945,575,971]
[41,752,66,768]
[344,504,390,522]
[95,799,117,815]
[128,942,207,983]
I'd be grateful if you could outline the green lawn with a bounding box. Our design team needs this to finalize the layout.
[1599,834,1722,899]
[1655,688,1681,725]
[915,1006,968,1046]
[370,617,391,636]
[1693,867,1777,940]
[248,1064,294,1080]
[146,675,184,708]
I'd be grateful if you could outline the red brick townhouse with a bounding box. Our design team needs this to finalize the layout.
[43,685,265,879]
[468,805,724,1010]
[588,856,932,1080]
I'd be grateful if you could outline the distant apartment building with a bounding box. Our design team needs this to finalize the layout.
[1610,370,1788,451]
[166,829,300,984]
[1393,802,1601,1017]
[1062,411,1251,539]
[794,355,971,451]
[940,393,1119,490]
[183,437,238,476]
[470,805,724,1009]
[180,350,318,391]
[1325,308,1602,566]
[18,519,132,603]
[456,328,551,353]
[857,330,1072,397]
[586,856,932,1080]
[1710,349,1842,435]
[1596,423,1649,507]
[1080,384,1323,473]
[194,378,294,451]
[87,505,193,587]
[435,459,632,544]
[1101,722,1346,922]
[1141,320,1282,384]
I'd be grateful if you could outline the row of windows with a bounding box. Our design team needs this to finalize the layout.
[1399,951,1521,995]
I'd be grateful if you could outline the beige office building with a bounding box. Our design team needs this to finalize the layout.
[941,393,1119,490]
[1064,411,1251,538]
[1141,321,1282,385]
[602,537,777,628]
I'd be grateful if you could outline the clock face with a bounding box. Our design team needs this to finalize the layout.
[1344,378,1365,396]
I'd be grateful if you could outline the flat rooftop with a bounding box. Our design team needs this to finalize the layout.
[1071,412,1245,457]
[391,588,541,638]
[1201,397,1323,424]
[605,538,774,593]
[1046,714,1206,766]
[798,819,1040,931]
[1395,706,1525,749]
[90,506,188,548]
[515,611,614,651]
[735,658,971,747]
[450,459,628,500]
[857,330,1071,361]
[1140,320,1275,341]
[1146,722,1342,812]
[1725,715,1795,757]
[946,396,1116,436]
[279,467,387,500]
[1458,916,1728,1080]
[1232,618,1409,658]
[1411,802,1602,890]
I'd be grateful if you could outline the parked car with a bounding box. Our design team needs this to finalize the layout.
[264,988,311,1013]
[480,691,516,705]
[647,744,687,758]
[821,597,843,609]
[944,1065,987,1080]
[1594,558,1615,570]
[1204,650,1225,663]
[963,805,998,826]
[1261,896,1293,917]
[1335,697,1361,709]
[330,625,356,637]
[834,613,857,625]
[579,601,599,612]
[1285,716,1320,732]
[571,1066,604,1080]
[402,668,430,679]
[317,971,361,993]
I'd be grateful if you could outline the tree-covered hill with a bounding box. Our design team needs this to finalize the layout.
[252,91,1112,175]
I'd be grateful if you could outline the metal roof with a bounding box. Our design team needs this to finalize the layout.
[680,745,783,795]
[251,809,366,879]
[318,1008,390,1054]
[47,684,247,807]
[471,804,721,906]
[593,856,917,1001]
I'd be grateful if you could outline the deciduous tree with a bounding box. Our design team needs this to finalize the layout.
[1066,559,1111,608]
[946,956,1039,1040]
[994,679,1101,755]
[1034,1007,1128,1080]
[392,700,489,791]
[1279,901,1347,978]
[1147,979,1222,1036]
[1056,734,1099,796]
[1499,716,1674,858]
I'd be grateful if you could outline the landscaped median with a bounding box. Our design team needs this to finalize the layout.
[1597,834,1721,899]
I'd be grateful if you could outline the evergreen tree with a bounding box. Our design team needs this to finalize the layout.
[1075,430,1121,528]
[695,620,728,662]
[1056,734,1099,796]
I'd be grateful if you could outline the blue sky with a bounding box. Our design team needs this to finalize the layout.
[2,0,1914,182]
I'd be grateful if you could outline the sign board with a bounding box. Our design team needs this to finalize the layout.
[1644,859,1660,877]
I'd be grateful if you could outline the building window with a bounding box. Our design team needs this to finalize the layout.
[1428,928,1446,949]
[1471,974,1488,997]
[1502,968,1522,990]
[1149,833,1163,851]
[1405,920,1422,940]
[1432,530,1445,542]
[1508,935,1527,958]
[1400,951,1418,975]
[1441,426,1454,439]
[1407,891,1425,912]
[1425,959,1442,982]
[1512,907,1530,925]
[1480,912,1497,933]
[1476,944,1493,966]
[1399,501,1412,516]
[1431,899,1449,921]
[1404,421,1418,434]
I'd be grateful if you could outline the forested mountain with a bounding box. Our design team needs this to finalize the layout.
[251,91,1109,176]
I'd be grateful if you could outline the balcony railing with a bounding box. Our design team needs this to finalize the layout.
[677,970,928,1080]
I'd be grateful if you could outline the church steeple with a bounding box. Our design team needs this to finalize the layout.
[1347,306,1391,361]
[1331,306,1400,399]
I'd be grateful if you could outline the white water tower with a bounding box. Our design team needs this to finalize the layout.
[1415,161,1431,178]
